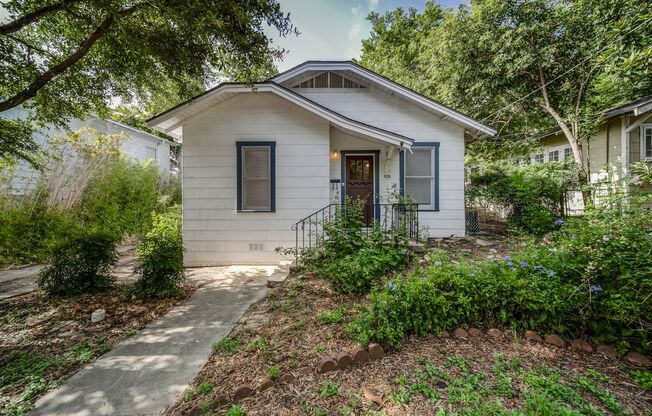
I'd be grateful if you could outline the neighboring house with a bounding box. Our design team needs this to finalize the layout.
[521,95,652,210]
[3,106,176,195]
[148,61,495,265]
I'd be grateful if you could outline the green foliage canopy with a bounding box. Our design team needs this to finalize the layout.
[359,0,652,166]
[0,0,295,166]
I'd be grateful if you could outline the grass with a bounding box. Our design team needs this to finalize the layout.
[0,338,113,415]
[226,404,246,416]
[268,365,280,381]
[320,380,341,398]
[317,307,346,324]
[212,337,242,356]
[381,355,631,415]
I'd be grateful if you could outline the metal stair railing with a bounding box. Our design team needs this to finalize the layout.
[291,202,418,260]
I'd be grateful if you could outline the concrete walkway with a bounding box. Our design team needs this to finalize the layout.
[31,264,287,416]
[0,245,137,301]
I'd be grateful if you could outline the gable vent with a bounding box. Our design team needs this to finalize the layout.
[293,71,365,89]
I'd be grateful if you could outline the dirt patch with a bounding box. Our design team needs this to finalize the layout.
[0,282,196,414]
[165,269,650,415]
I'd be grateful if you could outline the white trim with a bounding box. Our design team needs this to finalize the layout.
[106,119,178,145]
[148,83,413,147]
[625,112,652,134]
[270,62,497,136]
[635,101,652,117]
[403,147,435,210]
[642,124,652,161]
[621,116,630,176]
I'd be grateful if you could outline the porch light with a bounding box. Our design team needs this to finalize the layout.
[331,150,339,160]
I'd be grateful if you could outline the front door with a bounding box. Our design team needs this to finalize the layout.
[345,155,374,225]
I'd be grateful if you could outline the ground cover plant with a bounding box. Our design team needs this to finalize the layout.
[351,196,652,353]
[0,283,196,415]
[166,264,651,415]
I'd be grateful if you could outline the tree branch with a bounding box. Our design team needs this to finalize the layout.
[0,5,141,113]
[6,34,56,58]
[0,0,83,35]
[575,65,596,117]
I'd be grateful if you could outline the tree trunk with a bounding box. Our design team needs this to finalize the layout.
[538,65,592,207]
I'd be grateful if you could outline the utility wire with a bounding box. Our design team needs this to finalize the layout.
[480,16,652,123]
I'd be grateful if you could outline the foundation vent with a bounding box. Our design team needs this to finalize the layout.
[249,243,264,251]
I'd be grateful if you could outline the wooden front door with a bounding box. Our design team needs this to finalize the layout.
[345,155,374,224]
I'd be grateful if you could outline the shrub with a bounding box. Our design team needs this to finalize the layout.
[78,158,161,236]
[129,206,183,298]
[0,193,71,266]
[302,199,411,294]
[352,196,652,352]
[350,252,576,348]
[467,162,578,234]
[37,227,119,296]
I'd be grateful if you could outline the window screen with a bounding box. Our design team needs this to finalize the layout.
[404,147,435,209]
[241,146,272,211]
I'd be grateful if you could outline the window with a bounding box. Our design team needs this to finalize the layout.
[534,154,544,164]
[237,142,275,212]
[564,147,572,160]
[401,143,439,210]
[643,125,652,160]
[548,150,559,162]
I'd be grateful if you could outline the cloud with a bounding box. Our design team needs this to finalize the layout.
[345,0,377,58]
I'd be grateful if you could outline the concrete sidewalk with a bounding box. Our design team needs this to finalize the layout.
[31,264,286,416]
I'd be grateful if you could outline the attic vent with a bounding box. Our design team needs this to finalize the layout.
[293,72,365,89]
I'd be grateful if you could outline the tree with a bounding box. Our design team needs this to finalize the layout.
[357,3,443,96]
[0,0,295,166]
[359,0,652,200]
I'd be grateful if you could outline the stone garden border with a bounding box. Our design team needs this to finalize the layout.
[184,328,650,415]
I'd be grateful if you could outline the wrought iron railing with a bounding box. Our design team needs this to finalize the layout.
[291,203,418,259]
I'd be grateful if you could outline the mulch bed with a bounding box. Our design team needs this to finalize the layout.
[0,282,196,414]
[167,238,651,415]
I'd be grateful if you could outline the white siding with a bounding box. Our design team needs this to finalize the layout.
[2,107,173,196]
[182,93,331,265]
[304,87,466,237]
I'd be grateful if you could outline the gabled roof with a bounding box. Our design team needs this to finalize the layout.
[147,82,414,147]
[602,95,652,118]
[270,61,497,136]
[536,94,652,141]
[104,119,179,146]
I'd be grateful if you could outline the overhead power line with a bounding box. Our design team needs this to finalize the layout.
[481,16,652,123]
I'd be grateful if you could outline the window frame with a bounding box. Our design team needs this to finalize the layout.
[642,124,652,161]
[534,153,545,164]
[236,141,276,212]
[564,147,572,160]
[548,150,560,162]
[400,142,440,211]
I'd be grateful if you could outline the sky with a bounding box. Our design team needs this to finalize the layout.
[269,0,466,72]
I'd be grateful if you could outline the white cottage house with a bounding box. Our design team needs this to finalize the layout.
[148,61,495,265]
